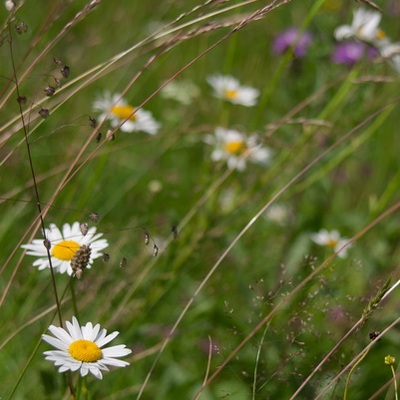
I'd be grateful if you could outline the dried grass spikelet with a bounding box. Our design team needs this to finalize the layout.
[71,245,91,279]
[80,222,89,236]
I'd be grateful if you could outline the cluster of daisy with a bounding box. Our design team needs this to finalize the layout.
[272,8,400,69]
[93,80,271,172]
[204,75,272,171]
[21,222,132,379]
[334,7,400,72]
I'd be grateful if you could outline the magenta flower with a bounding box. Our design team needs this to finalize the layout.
[332,40,378,65]
[273,28,313,58]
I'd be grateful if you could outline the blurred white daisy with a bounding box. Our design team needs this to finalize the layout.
[160,79,200,105]
[93,92,160,135]
[379,41,400,74]
[5,0,15,11]
[311,229,351,258]
[205,127,271,171]
[42,316,132,379]
[334,7,385,44]
[21,222,108,276]
[206,74,259,106]
[264,204,290,225]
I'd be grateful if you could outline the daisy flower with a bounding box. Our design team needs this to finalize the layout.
[334,7,385,44]
[42,316,132,379]
[379,41,400,74]
[93,92,160,135]
[21,222,108,276]
[311,229,351,258]
[205,127,271,171]
[206,74,259,106]
[160,79,200,105]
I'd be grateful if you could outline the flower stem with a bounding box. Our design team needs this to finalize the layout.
[391,365,399,400]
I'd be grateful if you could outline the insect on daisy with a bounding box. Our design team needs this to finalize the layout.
[42,316,132,379]
[92,92,160,135]
[206,74,259,106]
[21,222,109,276]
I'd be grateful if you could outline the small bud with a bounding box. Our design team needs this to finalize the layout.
[144,232,150,245]
[89,116,97,128]
[80,222,89,236]
[119,257,127,268]
[43,239,51,250]
[44,85,56,97]
[102,253,110,262]
[95,132,102,143]
[38,108,50,119]
[385,355,396,365]
[61,65,70,78]
[17,96,27,105]
[89,212,100,223]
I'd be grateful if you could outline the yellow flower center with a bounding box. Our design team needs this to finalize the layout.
[224,89,238,100]
[68,339,102,363]
[111,105,137,121]
[326,239,339,249]
[51,240,80,261]
[224,140,246,155]
[376,30,386,40]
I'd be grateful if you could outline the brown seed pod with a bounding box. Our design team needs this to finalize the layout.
[44,85,56,97]
[80,222,89,236]
[89,116,97,128]
[17,96,27,105]
[61,65,70,78]
[119,257,127,268]
[89,212,100,223]
[153,244,159,257]
[43,239,51,250]
[39,108,50,119]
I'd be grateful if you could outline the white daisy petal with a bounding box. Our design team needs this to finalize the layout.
[42,317,132,379]
[96,331,119,347]
[334,7,384,45]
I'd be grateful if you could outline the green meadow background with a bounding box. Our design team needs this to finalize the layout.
[1,0,400,399]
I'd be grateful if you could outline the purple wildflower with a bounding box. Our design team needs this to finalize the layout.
[332,40,378,65]
[273,28,313,58]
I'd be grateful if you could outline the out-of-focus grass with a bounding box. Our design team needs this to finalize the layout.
[1,0,400,399]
